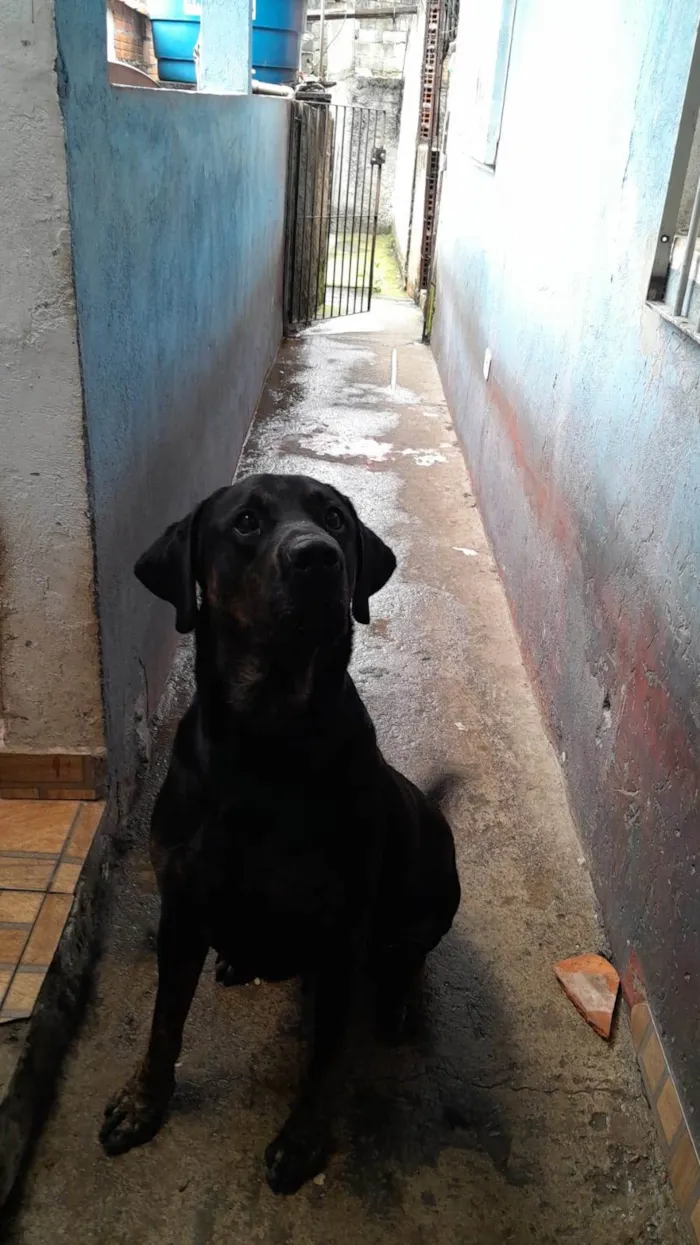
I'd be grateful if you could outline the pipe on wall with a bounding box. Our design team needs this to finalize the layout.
[252,79,295,96]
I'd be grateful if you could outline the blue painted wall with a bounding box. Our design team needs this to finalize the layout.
[433,0,700,1130]
[55,0,290,801]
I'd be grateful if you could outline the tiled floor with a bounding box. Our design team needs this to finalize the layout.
[0,800,103,1023]
[631,1000,700,1240]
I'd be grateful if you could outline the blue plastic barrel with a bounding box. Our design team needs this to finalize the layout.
[252,0,306,85]
[147,0,306,89]
[149,0,200,85]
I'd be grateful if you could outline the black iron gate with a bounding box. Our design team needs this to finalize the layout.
[284,103,386,329]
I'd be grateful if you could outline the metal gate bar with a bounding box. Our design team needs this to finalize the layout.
[285,102,386,328]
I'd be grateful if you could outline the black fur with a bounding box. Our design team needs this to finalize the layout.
[100,473,460,1194]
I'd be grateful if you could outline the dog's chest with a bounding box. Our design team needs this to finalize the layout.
[198,791,354,980]
[202,785,349,931]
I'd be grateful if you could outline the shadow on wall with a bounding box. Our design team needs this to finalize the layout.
[54,0,291,807]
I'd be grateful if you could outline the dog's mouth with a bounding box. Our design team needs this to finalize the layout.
[209,580,349,640]
[282,580,350,640]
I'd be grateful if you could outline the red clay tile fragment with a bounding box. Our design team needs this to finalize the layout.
[554,953,620,1040]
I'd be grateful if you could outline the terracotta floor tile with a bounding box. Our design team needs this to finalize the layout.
[0,968,44,1020]
[554,953,620,1039]
[66,802,104,861]
[629,1001,650,1050]
[0,969,13,1007]
[21,894,72,968]
[0,926,29,966]
[0,891,43,924]
[657,1077,683,1144]
[641,1029,666,1093]
[0,801,79,855]
[0,858,55,891]
[50,862,82,895]
[668,1132,700,1208]
[43,788,96,801]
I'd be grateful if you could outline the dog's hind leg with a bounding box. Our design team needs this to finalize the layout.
[100,904,208,1156]
[372,943,426,1045]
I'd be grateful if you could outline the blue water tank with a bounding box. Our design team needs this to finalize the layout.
[252,0,306,85]
[147,0,306,89]
[149,0,200,84]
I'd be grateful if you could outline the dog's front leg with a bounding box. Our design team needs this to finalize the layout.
[100,904,208,1155]
[265,958,354,1194]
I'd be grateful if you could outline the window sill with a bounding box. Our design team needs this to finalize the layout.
[646,300,700,348]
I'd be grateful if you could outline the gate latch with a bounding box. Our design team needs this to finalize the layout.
[371,146,386,167]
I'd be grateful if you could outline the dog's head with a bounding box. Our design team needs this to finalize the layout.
[134,473,396,644]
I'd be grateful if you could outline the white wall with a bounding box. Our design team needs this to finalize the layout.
[392,0,425,265]
[432,0,700,1131]
[0,0,104,751]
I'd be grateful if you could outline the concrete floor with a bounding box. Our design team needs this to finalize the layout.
[6,301,684,1244]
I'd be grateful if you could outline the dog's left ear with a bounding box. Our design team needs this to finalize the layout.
[351,515,396,624]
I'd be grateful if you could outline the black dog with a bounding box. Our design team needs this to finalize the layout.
[100,473,460,1193]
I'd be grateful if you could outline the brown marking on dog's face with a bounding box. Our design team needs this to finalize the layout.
[205,565,268,629]
[198,476,360,644]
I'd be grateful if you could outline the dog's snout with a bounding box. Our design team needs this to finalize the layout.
[286,535,342,575]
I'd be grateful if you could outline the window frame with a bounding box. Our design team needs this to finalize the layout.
[465,0,517,171]
[647,24,700,341]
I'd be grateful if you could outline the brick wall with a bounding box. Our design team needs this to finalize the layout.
[107,0,158,80]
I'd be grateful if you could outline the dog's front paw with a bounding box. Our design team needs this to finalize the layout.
[99,1074,172,1156]
[215,956,240,986]
[265,1121,331,1195]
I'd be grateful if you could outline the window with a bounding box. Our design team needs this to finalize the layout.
[648,29,700,339]
[463,0,517,169]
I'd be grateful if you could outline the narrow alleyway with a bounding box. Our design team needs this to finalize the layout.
[7,302,683,1244]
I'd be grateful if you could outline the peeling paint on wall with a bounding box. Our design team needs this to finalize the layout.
[433,0,700,1130]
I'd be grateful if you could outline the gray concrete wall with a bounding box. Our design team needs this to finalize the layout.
[0,0,104,753]
[55,0,290,798]
[303,1,413,81]
[432,0,700,1133]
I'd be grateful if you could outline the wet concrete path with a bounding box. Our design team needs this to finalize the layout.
[6,301,683,1243]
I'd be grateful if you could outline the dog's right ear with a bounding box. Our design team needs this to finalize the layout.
[135,503,204,634]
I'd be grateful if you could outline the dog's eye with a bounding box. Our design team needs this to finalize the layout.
[234,510,260,535]
[325,506,345,532]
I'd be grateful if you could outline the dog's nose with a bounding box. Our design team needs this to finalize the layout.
[286,536,342,575]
